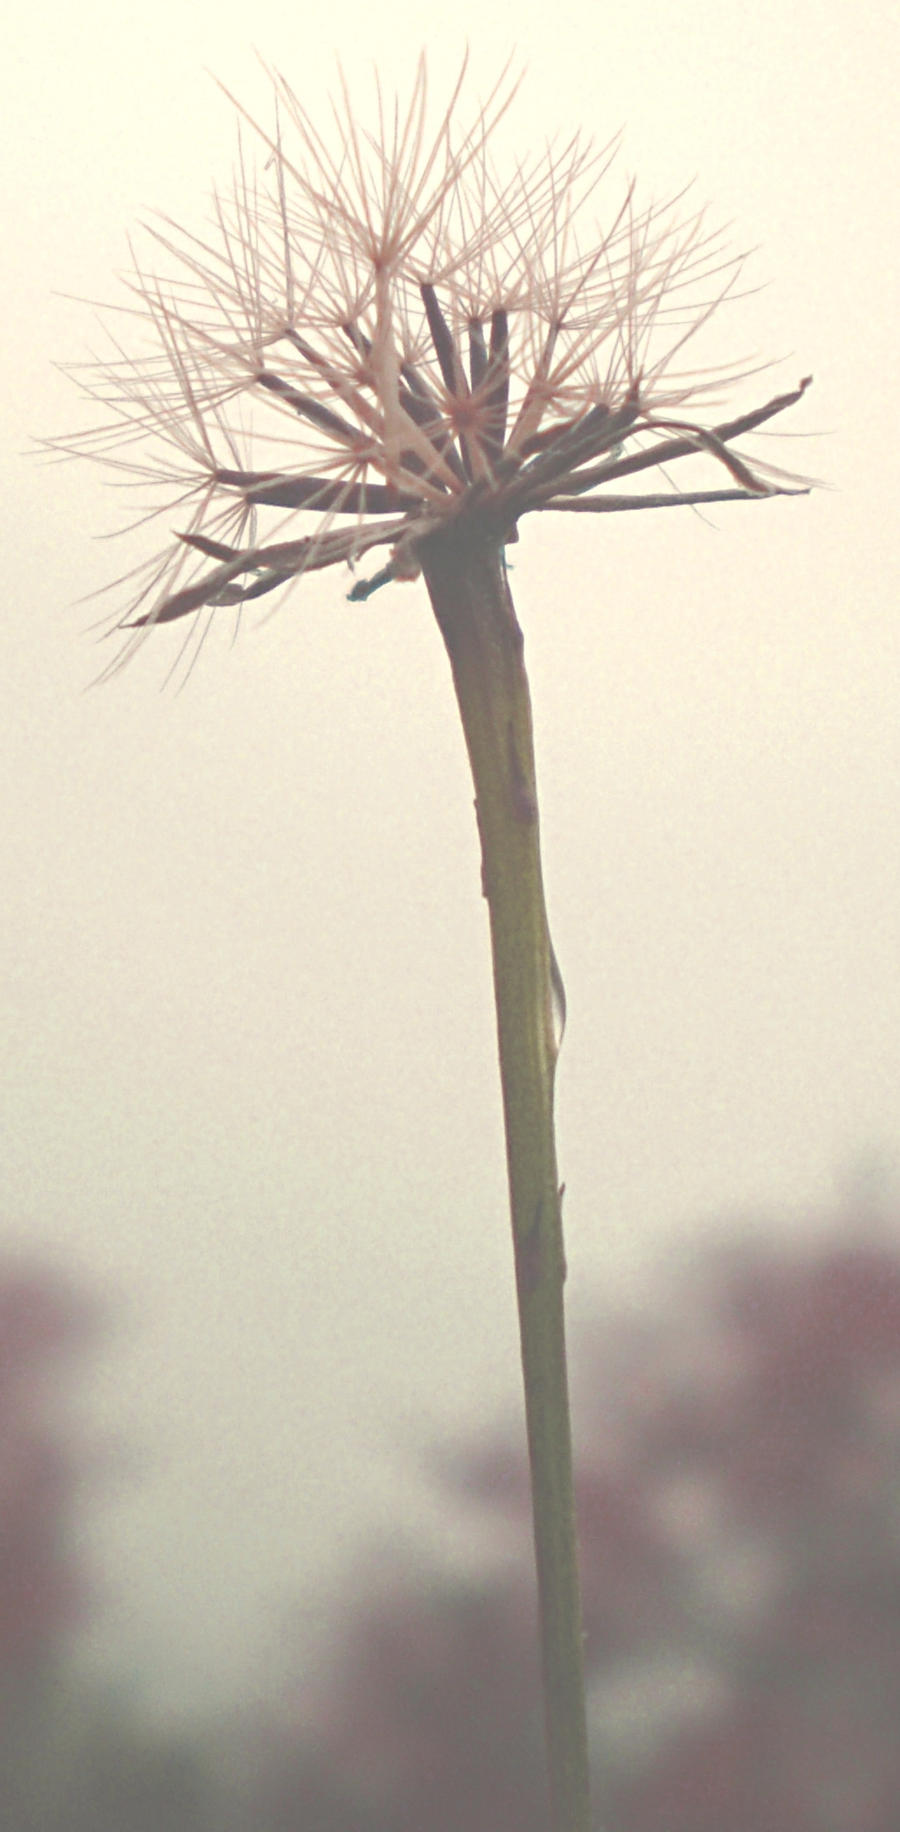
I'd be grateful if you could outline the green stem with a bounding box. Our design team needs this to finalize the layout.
[422,521,590,1832]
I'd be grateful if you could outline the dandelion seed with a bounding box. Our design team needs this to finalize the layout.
[51,54,810,681]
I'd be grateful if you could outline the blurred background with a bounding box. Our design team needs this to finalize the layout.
[2,0,899,1823]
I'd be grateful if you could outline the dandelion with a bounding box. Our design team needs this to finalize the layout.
[55,54,810,1832]
[59,54,809,671]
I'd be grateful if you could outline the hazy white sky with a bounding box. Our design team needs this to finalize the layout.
[3,0,899,1716]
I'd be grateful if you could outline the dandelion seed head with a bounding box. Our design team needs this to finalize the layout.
[49,53,811,676]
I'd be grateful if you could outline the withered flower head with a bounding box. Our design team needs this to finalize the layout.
[57,54,810,676]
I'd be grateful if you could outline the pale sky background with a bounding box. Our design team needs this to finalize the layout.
[3,0,899,1721]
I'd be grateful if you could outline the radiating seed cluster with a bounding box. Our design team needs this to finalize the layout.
[54,55,810,674]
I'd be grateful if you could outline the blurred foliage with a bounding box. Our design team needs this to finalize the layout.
[0,1255,226,1830]
[0,1256,97,1825]
[253,1225,900,1831]
[0,1261,95,1677]
[4,1224,900,1828]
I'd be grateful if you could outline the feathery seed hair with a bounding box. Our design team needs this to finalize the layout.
[54,54,810,679]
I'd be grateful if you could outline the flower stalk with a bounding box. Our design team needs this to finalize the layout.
[422,518,588,1829]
